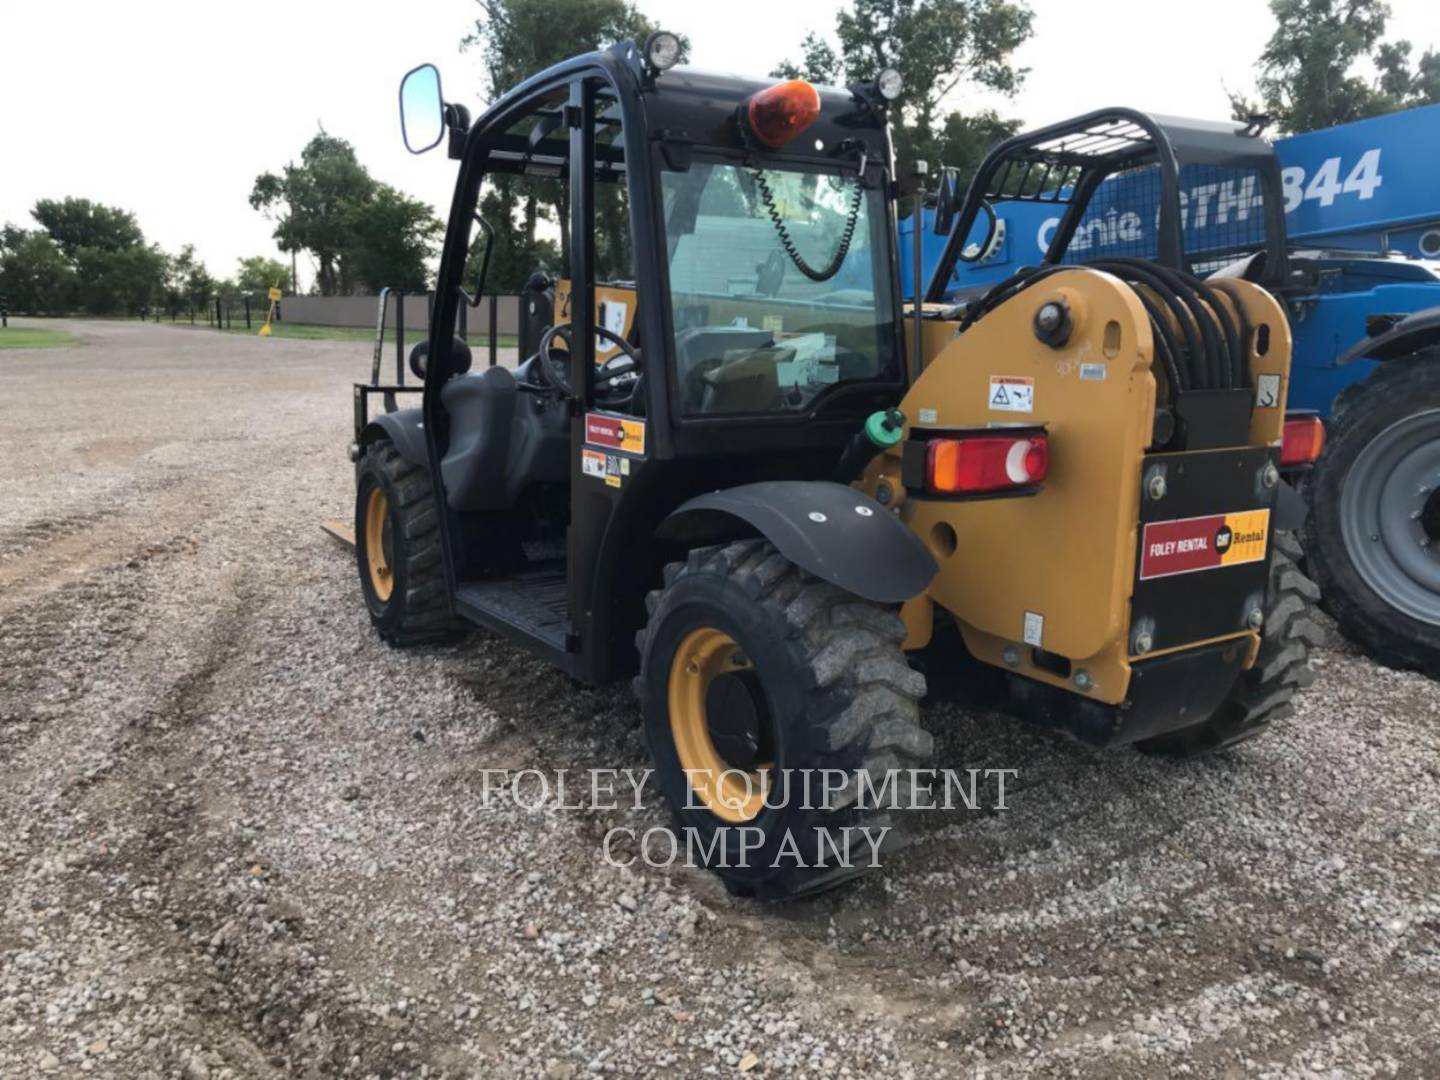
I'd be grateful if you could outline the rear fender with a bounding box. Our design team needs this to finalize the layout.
[657,481,937,604]
[361,407,428,468]
[1338,305,1440,365]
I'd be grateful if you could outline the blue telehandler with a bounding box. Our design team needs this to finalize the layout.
[906,103,1440,675]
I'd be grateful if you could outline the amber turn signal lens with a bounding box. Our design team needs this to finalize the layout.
[745,80,822,149]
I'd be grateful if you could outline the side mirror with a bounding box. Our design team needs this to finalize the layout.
[399,63,445,154]
[932,167,959,236]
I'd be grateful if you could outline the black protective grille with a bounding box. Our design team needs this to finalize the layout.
[983,117,1153,204]
[1059,163,1269,271]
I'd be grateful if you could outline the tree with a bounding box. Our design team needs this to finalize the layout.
[162,244,218,313]
[30,198,143,260]
[234,255,292,297]
[73,244,167,316]
[0,228,76,314]
[344,185,443,293]
[251,133,375,295]
[1236,0,1440,134]
[186,265,218,311]
[26,197,166,314]
[774,0,1032,185]
[461,0,686,289]
[251,133,444,295]
[464,0,680,101]
[3,200,180,315]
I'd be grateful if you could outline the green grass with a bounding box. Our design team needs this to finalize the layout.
[0,327,76,349]
[197,321,517,348]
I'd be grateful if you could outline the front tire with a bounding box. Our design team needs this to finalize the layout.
[1139,532,1321,755]
[635,540,931,900]
[354,442,461,646]
[1305,358,1440,675]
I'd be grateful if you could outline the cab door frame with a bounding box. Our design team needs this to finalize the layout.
[423,50,671,680]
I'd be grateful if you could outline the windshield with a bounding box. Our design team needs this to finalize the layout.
[661,161,897,417]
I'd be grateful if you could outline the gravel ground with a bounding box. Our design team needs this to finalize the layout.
[2,317,1438,1079]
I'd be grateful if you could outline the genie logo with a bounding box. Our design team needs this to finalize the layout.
[1033,149,1385,259]
[1036,173,1267,257]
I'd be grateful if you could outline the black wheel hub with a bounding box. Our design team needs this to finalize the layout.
[704,670,773,771]
[1422,487,1440,544]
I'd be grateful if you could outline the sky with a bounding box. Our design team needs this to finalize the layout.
[4,0,1437,291]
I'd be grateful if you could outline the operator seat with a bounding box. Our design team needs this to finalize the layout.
[439,268,658,510]
[438,364,569,512]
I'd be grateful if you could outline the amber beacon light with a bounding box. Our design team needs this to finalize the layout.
[745,80,822,149]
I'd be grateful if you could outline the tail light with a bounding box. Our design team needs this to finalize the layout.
[745,80,821,149]
[1280,414,1325,466]
[927,435,1049,494]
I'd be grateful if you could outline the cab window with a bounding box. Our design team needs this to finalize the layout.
[661,160,897,417]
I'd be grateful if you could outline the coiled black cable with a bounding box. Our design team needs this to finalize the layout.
[751,168,864,283]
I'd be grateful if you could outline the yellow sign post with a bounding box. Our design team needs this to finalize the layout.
[258,285,283,337]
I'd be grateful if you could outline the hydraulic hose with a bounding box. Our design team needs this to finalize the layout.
[1096,258,1233,390]
[1088,259,1212,390]
[1128,288,1187,397]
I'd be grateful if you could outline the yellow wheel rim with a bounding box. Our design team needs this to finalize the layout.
[668,627,771,823]
[364,487,394,602]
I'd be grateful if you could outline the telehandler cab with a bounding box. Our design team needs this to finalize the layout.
[350,41,1319,898]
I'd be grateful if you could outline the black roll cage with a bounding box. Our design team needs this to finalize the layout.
[924,108,1290,303]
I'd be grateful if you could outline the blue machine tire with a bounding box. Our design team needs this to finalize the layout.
[1305,357,1440,674]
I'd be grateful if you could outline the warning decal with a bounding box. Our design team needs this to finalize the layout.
[581,448,607,479]
[582,448,629,487]
[988,375,1034,413]
[584,412,646,456]
[1139,509,1271,581]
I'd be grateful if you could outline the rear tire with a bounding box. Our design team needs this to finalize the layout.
[635,540,932,900]
[1304,357,1440,675]
[355,442,462,646]
[1138,532,1321,756]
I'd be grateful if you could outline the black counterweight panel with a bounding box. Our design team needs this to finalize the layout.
[1131,447,1278,654]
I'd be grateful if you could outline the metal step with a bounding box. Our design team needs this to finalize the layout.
[455,566,572,655]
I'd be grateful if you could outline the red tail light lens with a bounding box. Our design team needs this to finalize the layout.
[927,435,1049,494]
[1280,414,1325,466]
[745,79,821,149]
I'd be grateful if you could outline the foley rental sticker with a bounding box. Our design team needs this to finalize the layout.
[1139,509,1270,581]
[584,412,646,456]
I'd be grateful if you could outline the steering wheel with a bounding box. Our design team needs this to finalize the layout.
[536,323,643,398]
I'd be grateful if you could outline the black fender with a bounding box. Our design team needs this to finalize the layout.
[361,407,428,468]
[1338,304,1440,365]
[656,481,938,604]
